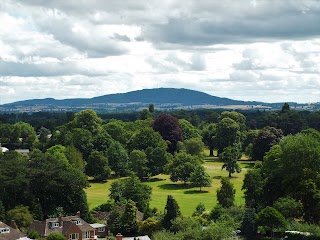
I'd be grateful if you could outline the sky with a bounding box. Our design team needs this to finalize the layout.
[0,0,320,104]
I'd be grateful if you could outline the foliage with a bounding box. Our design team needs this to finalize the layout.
[129,149,149,180]
[182,137,205,157]
[256,206,287,234]
[28,229,41,239]
[0,201,5,222]
[171,216,201,233]
[202,123,217,156]
[152,230,178,240]
[216,117,240,154]
[219,144,242,177]
[242,169,264,210]
[273,197,304,221]
[109,175,152,213]
[47,233,66,240]
[120,200,138,236]
[189,165,211,191]
[107,141,129,177]
[217,177,235,208]
[152,113,183,154]
[261,133,320,222]
[178,119,201,140]
[240,208,257,238]
[138,217,162,236]
[193,202,206,216]
[71,109,103,134]
[167,152,200,183]
[6,205,33,229]
[86,150,111,181]
[162,195,181,230]
[252,126,283,161]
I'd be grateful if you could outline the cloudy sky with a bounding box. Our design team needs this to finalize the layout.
[0,0,320,104]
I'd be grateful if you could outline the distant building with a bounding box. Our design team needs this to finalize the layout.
[0,221,25,240]
[29,212,95,240]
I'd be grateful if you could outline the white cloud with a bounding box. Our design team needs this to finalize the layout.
[0,0,320,104]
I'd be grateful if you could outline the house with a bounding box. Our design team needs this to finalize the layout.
[89,223,108,237]
[29,213,95,240]
[93,208,144,225]
[115,233,151,240]
[0,221,25,240]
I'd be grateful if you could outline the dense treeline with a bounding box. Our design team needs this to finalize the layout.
[1,104,320,239]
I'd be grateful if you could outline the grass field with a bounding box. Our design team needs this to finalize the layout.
[85,150,254,216]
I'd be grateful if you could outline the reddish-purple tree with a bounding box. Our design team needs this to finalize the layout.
[152,113,183,154]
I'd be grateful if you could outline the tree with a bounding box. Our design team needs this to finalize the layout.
[273,197,303,221]
[129,150,149,180]
[109,175,152,213]
[220,111,246,131]
[47,233,66,240]
[146,146,172,176]
[183,137,204,157]
[252,126,283,161]
[242,169,264,210]
[29,150,90,218]
[85,150,111,181]
[178,119,201,140]
[262,133,320,222]
[202,123,217,156]
[217,178,235,208]
[240,208,257,239]
[219,144,241,177]
[138,218,162,236]
[0,201,5,222]
[107,141,129,177]
[162,195,181,230]
[71,109,103,135]
[307,111,320,131]
[15,122,37,148]
[256,207,287,236]
[278,110,305,135]
[103,120,127,145]
[120,200,138,236]
[189,165,211,191]
[6,205,33,229]
[152,113,183,154]
[65,145,85,171]
[216,118,240,154]
[193,202,206,216]
[167,152,200,184]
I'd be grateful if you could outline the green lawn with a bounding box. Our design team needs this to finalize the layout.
[85,150,254,216]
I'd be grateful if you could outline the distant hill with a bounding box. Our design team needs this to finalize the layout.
[0,88,313,112]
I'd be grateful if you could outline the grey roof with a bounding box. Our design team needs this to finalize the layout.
[0,222,25,240]
[89,223,106,228]
[123,236,151,240]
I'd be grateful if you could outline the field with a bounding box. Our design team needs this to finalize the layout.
[85,150,254,216]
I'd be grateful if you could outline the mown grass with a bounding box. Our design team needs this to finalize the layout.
[85,149,254,216]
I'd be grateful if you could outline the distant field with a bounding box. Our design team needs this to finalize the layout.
[85,150,254,216]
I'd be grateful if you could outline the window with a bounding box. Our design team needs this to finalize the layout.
[0,228,10,234]
[49,222,59,228]
[69,233,79,240]
[82,231,91,239]
[98,227,105,232]
[71,219,81,225]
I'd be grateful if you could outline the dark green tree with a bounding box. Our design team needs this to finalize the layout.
[85,150,111,181]
[256,206,287,236]
[0,201,6,222]
[242,169,264,210]
[201,123,217,156]
[107,141,129,177]
[129,150,149,180]
[189,165,211,191]
[252,126,283,161]
[240,208,257,239]
[216,118,240,154]
[167,152,200,184]
[220,144,241,177]
[47,233,66,240]
[120,200,138,236]
[109,175,152,213]
[178,119,201,140]
[273,197,303,221]
[162,195,181,230]
[71,109,103,135]
[217,177,235,208]
[182,137,204,157]
[6,205,33,229]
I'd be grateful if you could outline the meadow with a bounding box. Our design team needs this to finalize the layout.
[85,150,254,216]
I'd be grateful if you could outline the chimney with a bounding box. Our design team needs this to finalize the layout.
[116,233,123,240]
[10,220,18,229]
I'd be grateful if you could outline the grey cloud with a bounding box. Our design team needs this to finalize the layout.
[0,60,105,77]
[112,33,131,42]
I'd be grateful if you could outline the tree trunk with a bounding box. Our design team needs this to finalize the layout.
[209,148,214,157]
[229,172,232,178]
